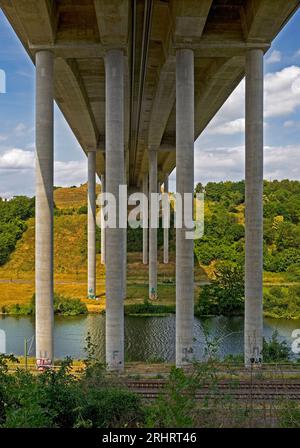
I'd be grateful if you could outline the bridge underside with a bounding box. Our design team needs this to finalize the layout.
[1,0,299,370]
[1,0,298,186]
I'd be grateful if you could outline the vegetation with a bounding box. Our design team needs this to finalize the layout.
[262,330,290,363]
[124,299,175,316]
[194,179,300,273]
[264,286,300,319]
[1,293,88,316]
[0,180,299,319]
[196,262,244,316]
[0,354,143,428]
[0,196,35,266]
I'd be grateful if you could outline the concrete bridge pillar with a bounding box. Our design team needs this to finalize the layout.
[35,50,54,366]
[87,150,96,299]
[245,49,264,367]
[176,49,195,366]
[149,149,158,300]
[122,165,127,300]
[163,176,169,264]
[100,175,106,265]
[142,174,148,265]
[105,49,125,371]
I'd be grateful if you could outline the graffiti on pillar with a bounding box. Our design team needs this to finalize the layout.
[36,358,52,371]
[150,287,157,301]
[88,288,96,300]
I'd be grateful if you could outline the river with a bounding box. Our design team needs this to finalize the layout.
[0,314,299,361]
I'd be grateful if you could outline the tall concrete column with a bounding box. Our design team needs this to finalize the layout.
[105,49,124,370]
[87,150,96,299]
[100,175,106,265]
[149,149,157,300]
[163,176,169,264]
[35,50,54,366]
[176,49,195,366]
[245,49,264,367]
[122,165,127,300]
[142,174,148,265]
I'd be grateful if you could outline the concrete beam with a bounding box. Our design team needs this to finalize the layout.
[54,58,99,150]
[148,56,175,148]
[241,0,300,43]
[13,0,58,45]
[171,0,213,44]
[94,0,129,46]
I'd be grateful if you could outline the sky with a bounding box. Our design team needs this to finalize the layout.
[0,8,300,198]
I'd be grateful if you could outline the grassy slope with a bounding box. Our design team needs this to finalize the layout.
[0,184,208,312]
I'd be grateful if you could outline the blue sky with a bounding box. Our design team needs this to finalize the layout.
[0,8,300,197]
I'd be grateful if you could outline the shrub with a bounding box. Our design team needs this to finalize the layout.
[262,330,290,363]
[196,262,244,316]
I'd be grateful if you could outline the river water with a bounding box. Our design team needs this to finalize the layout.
[1,314,299,361]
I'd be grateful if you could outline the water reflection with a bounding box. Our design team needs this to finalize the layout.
[0,314,299,361]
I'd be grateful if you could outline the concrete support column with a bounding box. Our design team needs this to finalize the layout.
[245,49,264,367]
[142,174,148,265]
[105,49,124,370]
[100,175,106,265]
[87,150,96,299]
[122,165,127,300]
[35,50,54,366]
[176,49,195,366]
[163,176,169,264]
[149,149,157,300]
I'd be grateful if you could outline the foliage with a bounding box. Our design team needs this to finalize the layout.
[0,354,143,428]
[145,367,197,428]
[262,330,290,363]
[125,298,175,316]
[5,293,87,316]
[278,400,300,428]
[196,262,244,316]
[264,286,300,319]
[193,179,300,274]
[0,196,35,265]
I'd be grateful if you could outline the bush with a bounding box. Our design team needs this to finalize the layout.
[125,299,175,316]
[0,355,144,428]
[264,286,300,319]
[0,196,34,265]
[77,205,87,215]
[196,262,244,316]
[262,331,290,363]
[7,294,87,316]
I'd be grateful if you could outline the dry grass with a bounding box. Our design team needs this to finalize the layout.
[54,183,101,209]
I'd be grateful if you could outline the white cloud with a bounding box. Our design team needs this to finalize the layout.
[54,160,86,187]
[201,65,300,137]
[266,50,282,64]
[0,148,87,196]
[265,66,300,117]
[0,148,34,169]
[205,118,245,135]
[193,144,300,184]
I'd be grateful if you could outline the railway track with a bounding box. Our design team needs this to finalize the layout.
[125,379,300,401]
